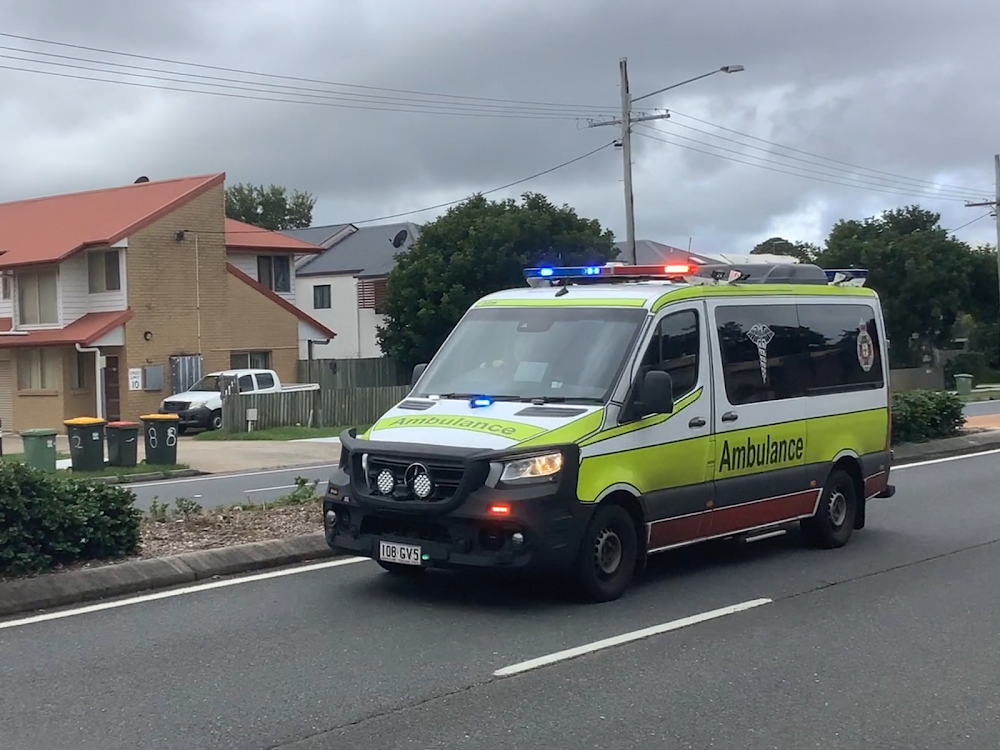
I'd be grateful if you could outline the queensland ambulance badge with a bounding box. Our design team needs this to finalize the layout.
[857,320,875,372]
[747,323,775,383]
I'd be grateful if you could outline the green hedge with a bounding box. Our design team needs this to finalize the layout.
[0,461,142,576]
[891,390,966,445]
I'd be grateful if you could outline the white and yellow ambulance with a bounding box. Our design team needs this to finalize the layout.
[324,259,895,601]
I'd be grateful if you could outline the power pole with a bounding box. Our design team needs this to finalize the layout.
[965,153,1000,324]
[588,59,670,265]
[587,60,744,265]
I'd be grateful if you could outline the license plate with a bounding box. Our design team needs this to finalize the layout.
[378,540,423,566]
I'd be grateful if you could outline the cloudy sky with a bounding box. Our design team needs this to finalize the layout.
[1,0,998,254]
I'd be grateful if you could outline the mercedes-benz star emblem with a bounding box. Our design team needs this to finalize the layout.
[404,463,434,499]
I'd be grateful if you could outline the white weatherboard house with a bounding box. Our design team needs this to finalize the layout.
[283,222,419,359]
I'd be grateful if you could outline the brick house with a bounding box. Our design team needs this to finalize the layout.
[0,173,336,432]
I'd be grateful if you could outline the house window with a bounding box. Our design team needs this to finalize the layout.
[88,250,121,293]
[17,348,59,391]
[1,272,11,300]
[313,284,332,309]
[72,351,88,390]
[17,269,58,325]
[257,255,291,293]
[230,351,271,369]
[357,277,389,313]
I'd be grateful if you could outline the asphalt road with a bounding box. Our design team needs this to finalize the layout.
[964,399,1000,417]
[2,450,999,749]
[126,464,336,512]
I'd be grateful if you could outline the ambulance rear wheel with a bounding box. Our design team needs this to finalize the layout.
[801,469,857,549]
[574,503,638,603]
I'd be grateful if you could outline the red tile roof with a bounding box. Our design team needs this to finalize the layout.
[0,174,225,269]
[0,310,133,348]
[226,264,336,339]
[225,219,324,254]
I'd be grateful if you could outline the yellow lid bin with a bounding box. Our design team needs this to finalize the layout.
[139,414,181,467]
[63,417,107,426]
[139,414,180,421]
[63,417,108,473]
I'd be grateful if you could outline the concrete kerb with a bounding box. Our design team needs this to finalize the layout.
[0,532,336,619]
[2,430,999,620]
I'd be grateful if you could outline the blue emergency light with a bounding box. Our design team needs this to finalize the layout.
[526,266,604,278]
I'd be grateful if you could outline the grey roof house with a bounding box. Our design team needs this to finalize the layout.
[282,222,420,358]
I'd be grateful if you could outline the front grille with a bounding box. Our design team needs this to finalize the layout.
[363,455,465,503]
[162,401,189,412]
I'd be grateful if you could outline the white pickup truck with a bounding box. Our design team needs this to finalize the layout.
[158,368,318,433]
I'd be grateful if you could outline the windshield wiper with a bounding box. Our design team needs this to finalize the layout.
[431,393,522,401]
[519,396,605,405]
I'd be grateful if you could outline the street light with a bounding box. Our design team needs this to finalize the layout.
[589,61,745,264]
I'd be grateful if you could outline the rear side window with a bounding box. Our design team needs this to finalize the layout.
[256,372,275,389]
[797,304,884,393]
[716,305,806,405]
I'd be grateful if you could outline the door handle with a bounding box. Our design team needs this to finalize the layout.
[688,417,706,428]
[721,411,738,423]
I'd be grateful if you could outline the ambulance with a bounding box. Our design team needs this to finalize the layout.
[323,259,896,602]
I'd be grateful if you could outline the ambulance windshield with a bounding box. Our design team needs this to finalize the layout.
[414,306,647,402]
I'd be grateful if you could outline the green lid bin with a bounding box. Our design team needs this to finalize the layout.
[140,413,180,466]
[107,421,140,467]
[20,428,58,472]
[954,373,973,398]
[64,417,107,473]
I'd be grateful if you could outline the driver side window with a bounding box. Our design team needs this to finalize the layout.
[637,309,700,400]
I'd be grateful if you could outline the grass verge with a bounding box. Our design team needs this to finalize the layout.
[61,463,190,479]
[193,425,365,441]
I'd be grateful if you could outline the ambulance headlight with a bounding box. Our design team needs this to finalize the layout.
[499,452,564,484]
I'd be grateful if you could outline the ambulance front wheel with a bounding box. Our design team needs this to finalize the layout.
[573,503,638,603]
[801,469,857,549]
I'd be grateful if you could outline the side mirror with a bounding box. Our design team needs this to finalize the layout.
[635,369,674,416]
[411,363,428,389]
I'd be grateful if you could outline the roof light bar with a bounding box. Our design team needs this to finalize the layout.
[524,263,697,281]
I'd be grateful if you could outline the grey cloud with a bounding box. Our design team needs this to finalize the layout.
[0,0,998,254]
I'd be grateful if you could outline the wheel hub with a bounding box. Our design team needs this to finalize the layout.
[594,528,623,575]
[829,490,848,527]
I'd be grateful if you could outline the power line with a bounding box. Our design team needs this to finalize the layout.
[0,46,611,119]
[667,108,993,196]
[632,128,970,203]
[0,60,592,120]
[220,140,617,233]
[636,124,979,202]
[947,212,993,233]
[0,31,620,116]
[658,120,987,201]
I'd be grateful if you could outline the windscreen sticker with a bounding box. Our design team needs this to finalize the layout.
[371,414,545,441]
[746,323,774,383]
[857,320,875,372]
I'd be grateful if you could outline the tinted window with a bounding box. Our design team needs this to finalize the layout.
[638,310,699,400]
[256,372,275,389]
[716,305,806,404]
[238,374,255,392]
[798,304,884,393]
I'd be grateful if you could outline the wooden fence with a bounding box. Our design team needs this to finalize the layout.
[296,357,409,389]
[222,385,410,432]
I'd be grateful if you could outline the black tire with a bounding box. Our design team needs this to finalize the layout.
[801,469,857,549]
[376,560,427,575]
[573,503,638,603]
[209,410,223,431]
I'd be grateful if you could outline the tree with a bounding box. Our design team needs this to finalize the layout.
[377,192,617,369]
[750,236,819,263]
[224,183,316,230]
[815,205,971,366]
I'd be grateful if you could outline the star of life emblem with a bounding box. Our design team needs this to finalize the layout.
[857,320,875,372]
[746,323,774,383]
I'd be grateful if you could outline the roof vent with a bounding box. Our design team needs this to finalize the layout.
[390,229,408,248]
[134,176,150,184]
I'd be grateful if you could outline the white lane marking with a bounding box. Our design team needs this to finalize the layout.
[0,557,370,631]
[126,464,337,489]
[493,598,772,677]
[894,447,1000,471]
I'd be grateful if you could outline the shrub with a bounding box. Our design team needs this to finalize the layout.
[0,461,142,576]
[891,389,966,445]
